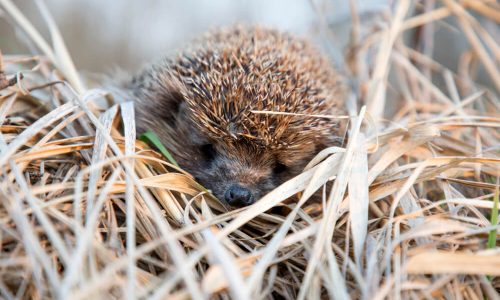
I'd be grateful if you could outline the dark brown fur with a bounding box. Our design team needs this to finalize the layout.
[125,26,347,205]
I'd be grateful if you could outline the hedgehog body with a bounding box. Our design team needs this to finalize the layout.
[127,26,347,207]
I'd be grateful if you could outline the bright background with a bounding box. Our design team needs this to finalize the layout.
[1,0,389,72]
[0,0,496,90]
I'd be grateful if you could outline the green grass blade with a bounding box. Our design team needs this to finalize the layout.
[487,185,499,249]
[139,130,180,168]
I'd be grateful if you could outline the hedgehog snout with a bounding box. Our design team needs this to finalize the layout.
[224,184,254,207]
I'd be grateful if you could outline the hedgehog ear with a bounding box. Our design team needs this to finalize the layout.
[154,72,190,127]
[159,87,187,128]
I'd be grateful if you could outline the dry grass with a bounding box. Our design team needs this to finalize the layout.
[0,0,499,299]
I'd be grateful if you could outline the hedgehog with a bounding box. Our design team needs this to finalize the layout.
[125,26,347,208]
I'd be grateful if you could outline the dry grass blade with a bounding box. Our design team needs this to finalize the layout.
[203,229,251,300]
[366,0,410,122]
[406,251,500,275]
[120,101,137,300]
[348,133,369,266]
[0,0,499,299]
[298,106,365,300]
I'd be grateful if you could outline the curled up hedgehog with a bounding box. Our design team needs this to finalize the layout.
[125,26,347,208]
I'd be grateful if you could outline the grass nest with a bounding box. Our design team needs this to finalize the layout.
[0,0,499,299]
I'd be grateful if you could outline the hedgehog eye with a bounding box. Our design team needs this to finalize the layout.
[200,144,217,160]
[273,162,288,174]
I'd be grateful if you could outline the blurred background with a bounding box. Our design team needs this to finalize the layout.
[0,0,390,73]
[0,0,497,91]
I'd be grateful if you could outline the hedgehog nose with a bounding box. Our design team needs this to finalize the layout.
[225,185,254,207]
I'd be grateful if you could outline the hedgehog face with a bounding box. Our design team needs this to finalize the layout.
[190,142,275,206]
[184,139,307,207]
[158,104,319,207]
